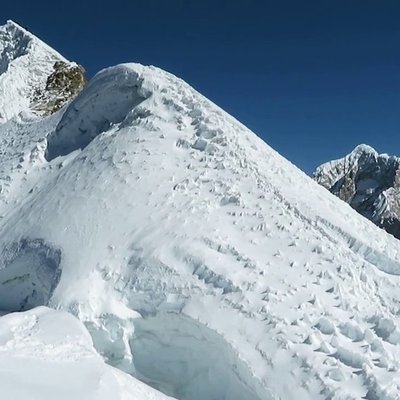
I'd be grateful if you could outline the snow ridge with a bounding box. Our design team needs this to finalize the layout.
[0,21,31,74]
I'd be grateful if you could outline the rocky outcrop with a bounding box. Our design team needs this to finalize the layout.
[314,145,400,239]
[31,60,86,115]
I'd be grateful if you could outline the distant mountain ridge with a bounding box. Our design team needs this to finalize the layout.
[0,20,85,122]
[314,144,400,239]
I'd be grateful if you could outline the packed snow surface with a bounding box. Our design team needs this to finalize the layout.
[0,307,173,400]
[1,28,400,400]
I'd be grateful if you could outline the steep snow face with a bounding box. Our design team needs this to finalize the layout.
[0,20,84,123]
[314,145,400,239]
[2,62,400,399]
[0,307,173,400]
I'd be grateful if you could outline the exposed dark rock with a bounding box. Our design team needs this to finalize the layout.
[31,60,86,115]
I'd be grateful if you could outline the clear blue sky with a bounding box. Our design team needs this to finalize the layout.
[4,0,400,173]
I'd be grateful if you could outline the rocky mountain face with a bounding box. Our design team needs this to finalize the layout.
[0,20,85,122]
[314,144,400,239]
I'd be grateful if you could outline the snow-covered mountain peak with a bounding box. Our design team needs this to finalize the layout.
[314,145,400,239]
[0,20,35,71]
[349,143,378,158]
[0,20,85,123]
[316,145,379,176]
[0,20,59,58]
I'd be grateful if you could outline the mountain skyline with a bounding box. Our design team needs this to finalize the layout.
[3,0,400,173]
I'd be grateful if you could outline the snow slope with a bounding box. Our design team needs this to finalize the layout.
[314,145,400,240]
[0,307,173,400]
[1,35,400,400]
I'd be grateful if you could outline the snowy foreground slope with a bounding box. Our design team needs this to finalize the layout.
[1,33,400,400]
[0,307,172,400]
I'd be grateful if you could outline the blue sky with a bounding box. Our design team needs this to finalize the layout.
[3,0,400,173]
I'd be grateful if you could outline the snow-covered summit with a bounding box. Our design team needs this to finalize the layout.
[2,31,400,399]
[0,20,85,123]
[314,145,400,239]
[349,144,378,157]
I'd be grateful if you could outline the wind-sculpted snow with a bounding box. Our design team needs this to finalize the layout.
[1,60,400,399]
[46,65,149,160]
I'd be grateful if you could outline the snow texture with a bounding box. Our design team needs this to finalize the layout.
[1,22,400,400]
